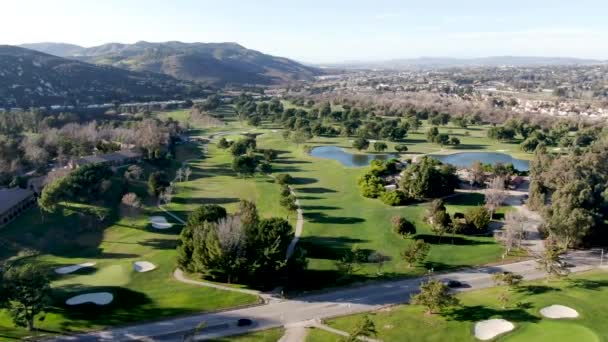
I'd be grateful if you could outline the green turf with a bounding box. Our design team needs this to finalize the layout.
[209,328,284,342]
[305,328,342,342]
[318,270,608,342]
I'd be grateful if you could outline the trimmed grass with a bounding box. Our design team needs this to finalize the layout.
[318,270,608,342]
[209,328,285,342]
[306,328,341,342]
[247,131,509,289]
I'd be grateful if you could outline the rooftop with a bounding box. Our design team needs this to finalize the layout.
[0,188,34,214]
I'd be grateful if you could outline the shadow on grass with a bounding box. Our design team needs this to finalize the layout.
[567,278,608,290]
[514,285,561,296]
[171,196,240,205]
[297,196,324,200]
[416,234,493,246]
[443,305,541,323]
[298,187,337,194]
[301,205,341,211]
[451,144,489,150]
[139,238,178,250]
[299,236,369,261]
[291,177,318,185]
[304,212,365,225]
[444,193,485,206]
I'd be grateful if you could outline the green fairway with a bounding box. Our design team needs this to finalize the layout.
[315,270,608,342]
[209,328,284,342]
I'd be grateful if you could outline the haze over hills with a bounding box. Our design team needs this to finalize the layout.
[0,45,207,108]
[321,56,607,70]
[20,41,321,86]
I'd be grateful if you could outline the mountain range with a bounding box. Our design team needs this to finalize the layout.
[321,56,606,70]
[0,45,207,108]
[20,41,320,86]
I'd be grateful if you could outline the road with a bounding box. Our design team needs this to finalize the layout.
[51,251,602,342]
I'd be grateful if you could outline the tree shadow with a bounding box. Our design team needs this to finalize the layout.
[171,196,240,205]
[298,187,337,194]
[304,212,365,225]
[416,234,493,246]
[291,177,318,185]
[301,205,341,211]
[297,196,324,200]
[299,236,369,261]
[443,305,541,323]
[567,278,608,290]
[514,285,561,296]
[139,238,178,250]
[452,144,488,150]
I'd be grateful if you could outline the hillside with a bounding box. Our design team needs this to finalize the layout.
[0,45,207,108]
[22,41,321,86]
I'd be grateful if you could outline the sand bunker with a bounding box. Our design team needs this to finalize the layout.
[133,261,157,273]
[474,319,515,340]
[66,292,113,306]
[540,305,579,319]
[149,216,173,229]
[54,262,96,274]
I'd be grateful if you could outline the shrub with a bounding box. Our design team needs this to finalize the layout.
[394,144,408,152]
[392,216,416,237]
[275,173,293,185]
[380,190,408,206]
[465,206,491,231]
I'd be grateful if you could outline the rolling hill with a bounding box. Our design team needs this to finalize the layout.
[0,45,207,108]
[21,41,321,86]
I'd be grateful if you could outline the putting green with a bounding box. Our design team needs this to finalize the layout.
[505,321,599,342]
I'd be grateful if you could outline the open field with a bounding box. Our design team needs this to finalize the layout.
[311,270,608,341]
[209,328,284,342]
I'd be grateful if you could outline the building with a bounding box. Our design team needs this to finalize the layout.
[0,188,36,227]
[68,150,142,169]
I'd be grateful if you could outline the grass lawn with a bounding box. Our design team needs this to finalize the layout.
[317,270,608,342]
[209,328,284,342]
[0,145,259,340]
[244,130,512,290]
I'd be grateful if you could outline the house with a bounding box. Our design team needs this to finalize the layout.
[68,150,142,169]
[0,188,36,227]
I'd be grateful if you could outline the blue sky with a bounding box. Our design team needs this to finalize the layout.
[3,0,608,62]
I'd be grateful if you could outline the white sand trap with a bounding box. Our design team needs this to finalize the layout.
[540,305,579,319]
[133,261,157,273]
[66,292,113,306]
[272,129,278,133]
[54,262,96,274]
[474,319,515,340]
[149,216,173,229]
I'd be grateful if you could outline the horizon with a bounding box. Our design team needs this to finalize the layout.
[3,0,608,63]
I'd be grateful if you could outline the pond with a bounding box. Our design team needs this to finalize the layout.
[309,146,400,167]
[429,152,530,171]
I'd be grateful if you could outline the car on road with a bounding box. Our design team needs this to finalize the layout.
[445,280,463,288]
[237,318,253,327]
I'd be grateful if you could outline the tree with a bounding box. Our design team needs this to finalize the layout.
[148,171,169,197]
[175,168,184,182]
[124,164,144,182]
[275,173,293,185]
[3,265,51,331]
[411,279,459,315]
[352,137,370,151]
[184,167,192,182]
[120,192,142,218]
[430,210,451,242]
[426,127,439,142]
[217,137,231,149]
[230,138,256,156]
[342,315,377,342]
[449,137,460,146]
[232,155,257,177]
[470,161,486,185]
[485,176,507,219]
[500,211,527,257]
[401,239,430,267]
[464,206,491,231]
[400,157,458,199]
[380,190,408,206]
[373,141,388,152]
[368,252,390,275]
[394,144,408,153]
[335,245,364,279]
[536,239,570,279]
[492,272,523,309]
[392,216,417,238]
[291,129,312,146]
[434,133,450,146]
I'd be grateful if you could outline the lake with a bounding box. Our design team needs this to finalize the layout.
[309,146,399,167]
[429,152,530,171]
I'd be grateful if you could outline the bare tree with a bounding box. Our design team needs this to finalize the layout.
[121,192,142,218]
[485,176,507,219]
[368,252,390,275]
[175,168,184,182]
[499,211,527,257]
[536,239,570,279]
[216,215,246,256]
[184,167,192,182]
